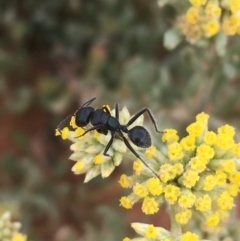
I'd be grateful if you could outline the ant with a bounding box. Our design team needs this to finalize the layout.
[57,97,162,178]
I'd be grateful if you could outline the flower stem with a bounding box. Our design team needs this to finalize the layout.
[168,205,182,237]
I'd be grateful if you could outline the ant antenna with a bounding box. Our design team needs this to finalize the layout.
[81,97,97,108]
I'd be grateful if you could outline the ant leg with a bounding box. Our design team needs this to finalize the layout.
[76,124,104,137]
[118,131,160,179]
[115,103,119,120]
[81,97,97,108]
[56,115,72,134]
[126,108,163,133]
[103,133,114,163]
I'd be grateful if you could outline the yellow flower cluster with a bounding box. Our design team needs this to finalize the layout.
[57,104,240,241]
[56,106,144,182]
[123,223,203,241]
[0,212,27,241]
[12,233,27,241]
[119,112,240,229]
[185,208,240,240]
[177,0,240,43]
[125,223,171,241]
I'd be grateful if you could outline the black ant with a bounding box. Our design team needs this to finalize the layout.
[57,97,162,178]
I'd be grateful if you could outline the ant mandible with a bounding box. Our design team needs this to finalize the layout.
[57,97,163,178]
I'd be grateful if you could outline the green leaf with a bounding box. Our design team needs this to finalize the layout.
[164,28,182,50]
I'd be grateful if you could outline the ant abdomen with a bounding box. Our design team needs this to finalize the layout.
[128,126,151,148]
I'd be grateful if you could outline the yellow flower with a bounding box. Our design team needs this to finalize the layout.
[227,183,239,197]
[119,174,133,188]
[164,184,181,204]
[236,26,240,36]
[159,163,177,183]
[133,183,149,198]
[180,231,199,241]
[230,0,240,13]
[72,161,85,173]
[204,21,220,37]
[205,212,220,227]
[122,238,131,241]
[175,209,192,224]
[178,192,196,208]
[202,174,217,191]
[195,194,212,212]
[215,170,227,186]
[120,196,133,209]
[55,128,62,136]
[145,224,158,239]
[219,159,236,174]
[131,222,170,239]
[229,171,240,186]
[231,143,240,158]
[189,156,207,173]
[215,133,235,150]
[70,116,78,129]
[162,129,179,143]
[205,3,221,18]
[12,233,27,241]
[204,131,217,145]
[182,170,200,188]
[189,0,206,7]
[223,17,238,35]
[180,135,196,151]
[145,145,157,158]
[146,178,163,196]
[57,127,69,139]
[74,127,85,138]
[196,144,214,160]
[133,159,143,175]
[196,112,209,124]
[217,191,234,210]
[186,121,205,137]
[173,163,184,175]
[186,7,200,24]
[93,154,104,164]
[218,124,235,136]
[93,129,101,139]
[167,142,184,161]
[142,197,159,214]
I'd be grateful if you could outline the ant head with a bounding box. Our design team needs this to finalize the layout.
[75,107,94,127]
[128,126,151,148]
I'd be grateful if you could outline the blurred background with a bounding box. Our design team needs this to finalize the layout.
[0,0,240,240]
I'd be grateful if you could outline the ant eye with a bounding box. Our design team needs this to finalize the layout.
[128,126,151,148]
